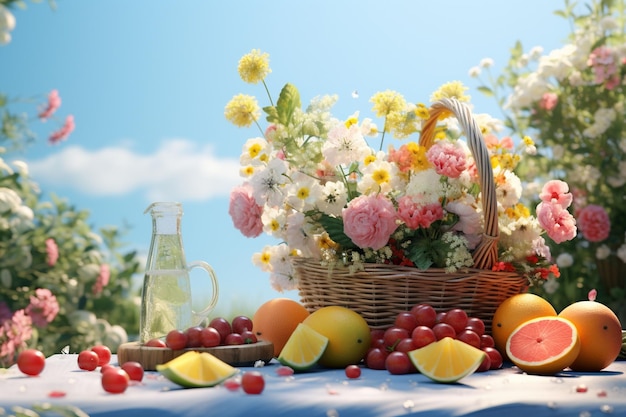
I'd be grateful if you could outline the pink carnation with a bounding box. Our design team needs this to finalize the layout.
[49,115,75,144]
[539,92,559,111]
[45,238,59,267]
[229,183,264,238]
[539,180,573,208]
[25,288,59,327]
[577,204,610,242]
[536,201,577,244]
[397,196,443,229]
[342,194,398,250]
[38,89,62,120]
[426,141,467,178]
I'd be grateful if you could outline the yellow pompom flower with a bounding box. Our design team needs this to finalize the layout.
[430,81,470,102]
[237,49,271,84]
[370,90,406,117]
[224,94,261,127]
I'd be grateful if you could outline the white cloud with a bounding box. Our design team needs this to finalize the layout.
[26,139,243,202]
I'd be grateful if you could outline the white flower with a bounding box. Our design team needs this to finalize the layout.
[285,171,323,212]
[0,187,21,212]
[468,66,481,77]
[322,123,371,166]
[357,157,400,195]
[556,252,574,268]
[261,205,288,238]
[617,244,626,263]
[596,244,611,260]
[266,244,297,292]
[480,58,494,68]
[0,5,16,46]
[495,168,522,207]
[405,169,442,204]
[318,180,347,216]
[543,278,560,295]
[240,137,270,166]
[249,158,288,207]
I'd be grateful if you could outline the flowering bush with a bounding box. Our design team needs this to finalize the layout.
[470,0,626,309]
[226,50,577,293]
[0,90,141,368]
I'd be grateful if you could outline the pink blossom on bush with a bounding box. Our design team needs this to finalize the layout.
[25,288,59,327]
[539,179,573,208]
[49,114,75,144]
[229,183,264,237]
[38,89,62,120]
[0,309,33,367]
[343,194,398,250]
[577,204,610,242]
[92,264,110,295]
[45,238,58,266]
[536,201,577,244]
[397,196,443,229]
[426,141,467,178]
[588,46,620,89]
[539,92,559,111]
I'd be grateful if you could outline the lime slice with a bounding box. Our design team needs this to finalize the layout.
[156,351,238,388]
[408,337,486,383]
[278,323,329,371]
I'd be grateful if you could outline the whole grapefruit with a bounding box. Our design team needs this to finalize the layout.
[303,306,371,368]
[252,298,310,357]
[492,293,557,357]
[558,300,622,372]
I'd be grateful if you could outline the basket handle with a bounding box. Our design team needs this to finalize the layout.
[419,98,499,270]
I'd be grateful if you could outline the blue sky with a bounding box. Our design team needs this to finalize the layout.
[1,1,572,316]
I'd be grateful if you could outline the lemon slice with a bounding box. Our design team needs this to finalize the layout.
[408,337,486,383]
[156,351,238,388]
[277,323,329,371]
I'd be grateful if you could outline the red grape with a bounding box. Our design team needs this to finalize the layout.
[394,312,418,333]
[465,317,486,336]
[484,347,503,370]
[209,317,232,343]
[345,364,361,379]
[224,333,244,345]
[231,315,253,334]
[241,371,265,394]
[365,348,388,370]
[412,304,437,328]
[91,345,112,367]
[385,351,413,375]
[165,329,188,350]
[185,326,203,348]
[144,338,167,348]
[101,368,129,394]
[432,323,456,340]
[200,326,221,347]
[480,334,495,349]
[411,325,436,348]
[436,311,447,324]
[370,329,386,343]
[395,338,416,353]
[442,308,469,333]
[121,361,144,382]
[477,354,491,372]
[383,327,409,349]
[77,350,99,371]
[456,329,481,349]
[17,349,45,376]
[240,329,257,344]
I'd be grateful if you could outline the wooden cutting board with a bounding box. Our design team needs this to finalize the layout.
[116,341,274,370]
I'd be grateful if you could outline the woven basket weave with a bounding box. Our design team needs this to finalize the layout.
[294,98,529,331]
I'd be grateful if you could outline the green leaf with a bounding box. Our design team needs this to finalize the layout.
[317,214,357,250]
[406,239,434,270]
[476,86,494,97]
[265,83,301,126]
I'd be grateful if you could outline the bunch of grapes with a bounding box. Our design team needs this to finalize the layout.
[365,304,503,374]
[144,315,257,350]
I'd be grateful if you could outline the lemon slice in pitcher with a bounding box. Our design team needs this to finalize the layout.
[409,337,485,383]
[278,323,329,371]
[157,351,238,388]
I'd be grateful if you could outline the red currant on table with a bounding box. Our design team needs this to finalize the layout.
[91,345,112,367]
[121,361,144,382]
[345,364,361,379]
[241,371,265,394]
[101,368,130,394]
[77,350,100,371]
[17,349,46,376]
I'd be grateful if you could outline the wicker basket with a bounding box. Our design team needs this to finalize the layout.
[294,98,529,332]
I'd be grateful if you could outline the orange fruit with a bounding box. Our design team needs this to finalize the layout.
[302,306,371,368]
[505,316,580,375]
[408,337,486,383]
[252,298,310,357]
[492,293,557,357]
[558,300,622,371]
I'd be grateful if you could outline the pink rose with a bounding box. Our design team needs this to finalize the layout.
[229,183,264,238]
[342,194,398,250]
[539,180,573,208]
[577,204,610,242]
[426,141,467,178]
[536,201,577,244]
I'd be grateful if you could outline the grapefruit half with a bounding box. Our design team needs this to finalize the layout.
[505,316,580,375]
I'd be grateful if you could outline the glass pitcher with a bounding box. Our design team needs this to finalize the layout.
[139,202,219,343]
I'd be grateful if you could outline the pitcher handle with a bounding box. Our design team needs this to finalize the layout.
[188,260,219,325]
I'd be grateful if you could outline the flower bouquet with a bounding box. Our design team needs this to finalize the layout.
[226,50,577,328]
[471,0,626,316]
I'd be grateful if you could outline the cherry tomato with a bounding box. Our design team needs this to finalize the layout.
[77,350,100,371]
[121,361,144,382]
[241,371,265,394]
[101,368,130,394]
[91,345,112,367]
[345,364,361,379]
[17,349,46,376]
